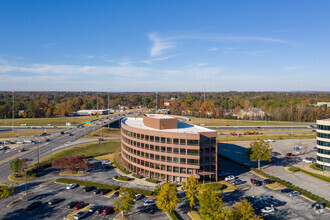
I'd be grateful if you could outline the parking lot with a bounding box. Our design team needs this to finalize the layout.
[220,158,330,220]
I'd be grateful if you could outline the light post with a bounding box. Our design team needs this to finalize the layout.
[37,141,40,168]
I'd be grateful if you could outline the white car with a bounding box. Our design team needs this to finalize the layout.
[225,175,235,181]
[264,139,275,143]
[66,184,79,189]
[74,211,88,220]
[293,146,302,151]
[134,194,143,201]
[16,141,24,144]
[143,200,156,206]
[24,140,32,143]
[261,206,275,213]
[288,191,300,197]
[303,157,315,163]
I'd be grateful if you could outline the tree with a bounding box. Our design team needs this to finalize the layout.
[182,175,201,210]
[51,155,89,173]
[226,201,261,220]
[0,186,10,199]
[248,140,272,170]
[198,185,225,220]
[156,183,180,214]
[10,158,24,176]
[114,187,135,214]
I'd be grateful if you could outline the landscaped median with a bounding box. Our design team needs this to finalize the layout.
[64,204,93,220]
[187,211,201,220]
[287,166,330,182]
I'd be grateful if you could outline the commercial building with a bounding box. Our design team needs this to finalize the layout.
[75,109,109,116]
[316,118,330,171]
[121,114,218,183]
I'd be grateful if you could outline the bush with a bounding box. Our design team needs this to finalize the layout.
[127,188,154,196]
[146,178,158,184]
[203,183,224,191]
[288,167,300,172]
[56,178,119,190]
[132,174,143,179]
[114,175,130,181]
[168,211,179,220]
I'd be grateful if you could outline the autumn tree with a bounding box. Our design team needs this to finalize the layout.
[51,155,89,173]
[198,185,225,220]
[10,158,25,177]
[156,183,180,214]
[248,140,272,170]
[226,200,261,220]
[182,175,201,210]
[114,187,135,214]
[0,186,10,200]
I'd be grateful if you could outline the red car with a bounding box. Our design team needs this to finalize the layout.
[74,202,85,210]
[250,178,260,186]
[102,207,114,215]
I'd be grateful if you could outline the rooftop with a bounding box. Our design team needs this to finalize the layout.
[146,114,174,119]
[122,117,215,134]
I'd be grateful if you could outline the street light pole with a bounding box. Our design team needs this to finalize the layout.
[37,141,40,168]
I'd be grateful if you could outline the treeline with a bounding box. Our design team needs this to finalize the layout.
[0,91,329,122]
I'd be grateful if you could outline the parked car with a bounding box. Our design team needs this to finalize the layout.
[74,211,88,220]
[264,139,275,143]
[93,188,103,194]
[311,202,326,210]
[250,178,260,186]
[293,146,302,151]
[48,198,61,205]
[89,205,100,213]
[259,195,273,200]
[134,194,143,201]
[288,191,300,197]
[144,200,156,206]
[263,179,274,184]
[268,199,285,207]
[83,186,96,192]
[41,133,48,136]
[74,202,86,210]
[225,175,235,181]
[26,201,42,211]
[303,157,315,163]
[60,131,65,135]
[100,189,111,195]
[113,191,119,197]
[67,201,78,209]
[285,153,293,157]
[261,206,275,213]
[280,188,293,194]
[66,184,79,189]
[232,179,244,186]
[95,206,105,214]
[3,141,10,144]
[102,206,114,215]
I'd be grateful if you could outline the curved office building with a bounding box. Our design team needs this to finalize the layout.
[316,118,330,171]
[121,114,218,183]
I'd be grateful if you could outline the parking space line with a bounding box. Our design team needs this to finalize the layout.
[64,204,93,220]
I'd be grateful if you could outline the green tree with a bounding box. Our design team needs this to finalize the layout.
[9,158,24,176]
[0,186,10,199]
[182,175,201,210]
[114,187,135,214]
[156,183,180,214]
[226,200,261,220]
[198,185,225,220]
[248,140,272,170]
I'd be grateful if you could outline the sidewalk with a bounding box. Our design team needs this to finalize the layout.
[114,167,158,187]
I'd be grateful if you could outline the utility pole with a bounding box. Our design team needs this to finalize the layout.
[37,141,40,168]
[12,91,14,133]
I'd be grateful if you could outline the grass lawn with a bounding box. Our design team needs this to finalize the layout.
[84,127,121,138]
[37,140,121,166]
[189,117,311,126]
[218,180,238,192]
[266,182,286,190]
[0,115,107,126]
[188,211,201,220]
[218,132,315,142]
[0,129,65,139]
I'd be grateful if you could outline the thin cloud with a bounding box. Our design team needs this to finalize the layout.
[142,54,178,65]
[208,47,219,51]
[148,32,175,57]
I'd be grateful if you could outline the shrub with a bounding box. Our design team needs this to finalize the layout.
[56,178,119,190]
[132,174,143,179]
[146,178,158,184]
[168,211,179,220]
[288,167,300,172]
[115,175,130,181]
[203,183,224,191]
[127,188,154,196]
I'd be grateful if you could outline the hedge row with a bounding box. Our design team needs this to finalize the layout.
[114,175,131,181]
[203,182,224,191]
[132,174,143,179]
[298,168,330,183]
[251,168,330,207]
[146,178,158,184]
[56,178,119,190]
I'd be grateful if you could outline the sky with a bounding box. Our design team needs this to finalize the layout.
[0,0,330,92]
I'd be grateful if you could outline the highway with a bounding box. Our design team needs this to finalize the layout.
[0,115,123,182]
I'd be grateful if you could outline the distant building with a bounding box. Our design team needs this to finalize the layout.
[75,109,108,116]
[236,108,266,120]
[316,118,330,171]
[315,102,330,107]
[156,109,171,114]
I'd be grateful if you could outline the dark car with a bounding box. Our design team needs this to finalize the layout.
[113,191,119,197]
[263,179,274,184]
[60,131,65,135]
[268,199,285,207]
[286,153,293,157]
[89,205,101,213]
[102,206,114,215]
[93,188,103,194]
[41,133,48,136]
[100,189,111,195]
[311,202,326,210]
[280,188,293,194]
[26,201,42,211]
[74,202,86,210]
[95,206,106,214]
[98,138,104,141]
[250,178,260,186]
[67,201,78,209]
[45,138,50,142]
[83,185,96,192]
[48,198,61,205]
[232,179,244,186]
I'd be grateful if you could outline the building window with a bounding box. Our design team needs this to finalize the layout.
[155,145,160,152]
[180,149,186,155]
[155,136,160,142]
[141,134,144,140]
[173,167,179,173]
[167,157,172,163]
[145,144,149,150]
[167,147,172,153]
[161,165,166,170]
[161,156,166,162]
[161,174,166,179]
[173,148,179,154]
[187,168,193,174]
[133,133,136,138]
[155,155,160,161]
[150,145,154,151]
[173,138,179,145]
[187,139,199,146]
[180,168,186,173]
[167,138,172,144]
[180,139,186,145]
[173,157,179,164]
[155,164,160,170]
[150,154,154,160]
[167,166,172,172]
[187,159,199,165]
[180,177,186,182]
[137,134,140,139]
[145,153,149,158]
[161,137,166,143]
[150,136,154,142]
[180,158,186,164]
[187,149,199,156]
[161,146,166,153]
[145,135,149,141]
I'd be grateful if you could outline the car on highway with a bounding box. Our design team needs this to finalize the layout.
[24,140,32,143]
[98,138,104,141]
[303,157,315,163]
[60,131,65,135]
[263,179,274,184]
[74,211,88,220]
[144,200,156,207]
[66,184,79,189]
[225,175,235,181]
[261,206,275,213]
[102,206,114,215]
[280,188,293,194]
[67,201,78,209]
[74,202,86,210]
[83,185,96,192]
[3,141,10,144]
[16,141,24,144]
[264,139,275,143]
[288,191,300,197]
[19,148,26,152]
[48,198,61,205]
[26,201,42,211]
[41,133,48,136]
[250,178,260,186]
